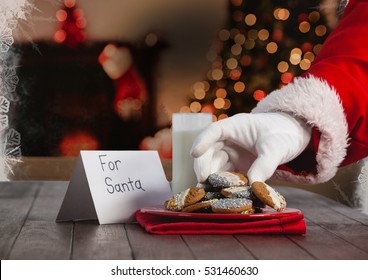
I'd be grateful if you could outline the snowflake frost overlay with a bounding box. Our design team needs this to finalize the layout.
[358,164,368,191]
[0,20,14,53]
[0,0,33,179]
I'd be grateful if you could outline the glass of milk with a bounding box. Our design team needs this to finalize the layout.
[171,113,212,194]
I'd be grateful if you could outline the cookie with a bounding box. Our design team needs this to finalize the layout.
[208,171,248,188]
[182,200,215,213]
[203,191,224,201]
[251,182,286,212]
[250,192,266,209]
[220,186,252,199]
[165,187,206,211]
[211,198,253,213]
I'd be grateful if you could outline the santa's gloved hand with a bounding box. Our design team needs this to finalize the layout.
[190,112,311,184]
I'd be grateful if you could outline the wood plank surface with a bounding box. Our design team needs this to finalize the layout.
[7,182,73,259]
[289,225,368,259]
[280,186,368,258]
[235,235,314,260]
[72,222,133,260]
[125,223,194,259]
[1,182,368,260]
[182,235,256,259]
[0,182,40,259]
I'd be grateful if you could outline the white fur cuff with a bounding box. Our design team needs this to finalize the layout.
[252,75,349,184]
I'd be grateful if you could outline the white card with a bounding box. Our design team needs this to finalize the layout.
[56,150,172,224]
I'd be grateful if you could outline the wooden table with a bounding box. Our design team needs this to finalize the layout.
[1,181,368,260]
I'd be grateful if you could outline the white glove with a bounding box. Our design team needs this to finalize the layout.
[190,112,312,184]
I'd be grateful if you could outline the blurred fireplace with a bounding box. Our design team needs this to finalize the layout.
[12,40,165,156]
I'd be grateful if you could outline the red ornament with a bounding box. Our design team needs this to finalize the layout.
[272,29,283,42]
[301,42,313,53]
[298,13,309,23]
[54,0,87,47]
[113,67,147,119]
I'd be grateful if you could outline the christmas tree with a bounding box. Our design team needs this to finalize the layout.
[184,0,331,120]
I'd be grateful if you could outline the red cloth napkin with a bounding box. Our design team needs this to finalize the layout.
[135,210,306,235]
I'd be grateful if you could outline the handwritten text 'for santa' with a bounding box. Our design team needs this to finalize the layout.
[99,154,146,194]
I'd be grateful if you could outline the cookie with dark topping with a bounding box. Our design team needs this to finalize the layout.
[203,191,224,201]
[211,198,253,213]
[251,181,286,212]
[208,171,248,188]
[182,200,216,213]
[165,187,206,212]
[220,186,252,199]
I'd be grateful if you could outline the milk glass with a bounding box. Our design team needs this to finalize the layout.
[171,113,212,194]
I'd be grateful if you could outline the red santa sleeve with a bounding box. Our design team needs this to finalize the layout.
[252,0,368,184]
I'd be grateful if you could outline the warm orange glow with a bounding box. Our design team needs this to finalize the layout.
[300,59,311,70]
[56,9,67,22]
[216,88,227,98]
[258,29,269,41]
[277,61,289,73]
[179,106,191,113]
[253,90,266,101]
[54,30,66,43]
[211,69,224,80]
[193,81,205,91]
[234,81,245,93]
[76,18,87,29]
[223,99,231,109]
[290,48,302,56]
[59,131,99,156]
[218,114,228,120]
[304,51,315,62]
[194,88,206,100]
[190,101,202,112]
[201,104,215,114]
[231,43,242,56]
[244,14,256,26]
[274,8,290,21]
[226,58,238,69]
[290,53,301,65]
[214,98,225,109]
[315,25,327,37]
[281,72,293,84]
[266,42,278,54]
[299,21,311,33]
[309,11,320,22]
[229,69,241,80]
[64,0,76,8]
[234,34,246,45]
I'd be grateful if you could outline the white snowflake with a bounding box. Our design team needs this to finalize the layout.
[0,0,30,21]
[358,165,368,190]
[1,128,22,176]
[0,65,19,95]
[0,21,14,53]
[0,96,10,113]
[0,115,9,132]
[0,0,29,180]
